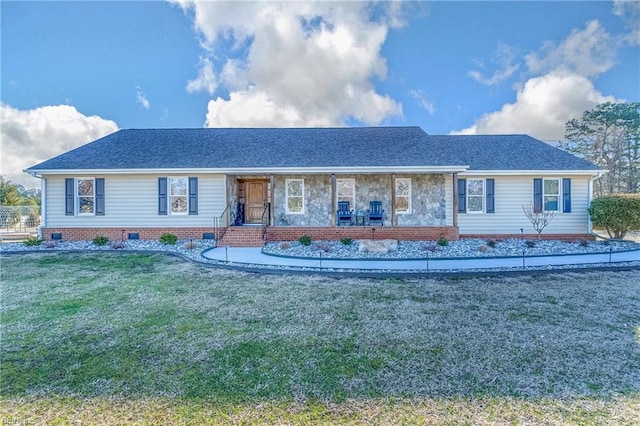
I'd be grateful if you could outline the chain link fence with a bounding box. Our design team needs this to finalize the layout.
[0,205,41,234]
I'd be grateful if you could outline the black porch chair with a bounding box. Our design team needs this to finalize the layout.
[367,201,384,226]
[336,201,354,226]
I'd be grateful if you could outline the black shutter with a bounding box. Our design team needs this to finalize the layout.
[95,178,105,216]
[457,178,466,213]
[188,177,198,215]
[158,177,167,215]
[65,178,74,216]
[533,178,543,213]
[486,178,495,213]
[562,178,571,213]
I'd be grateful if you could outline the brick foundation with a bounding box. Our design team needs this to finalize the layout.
[40,226,595,245]
[41,227,217,242]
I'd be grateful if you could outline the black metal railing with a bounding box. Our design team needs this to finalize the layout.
[213,204,231,243]
[261,203,271,241]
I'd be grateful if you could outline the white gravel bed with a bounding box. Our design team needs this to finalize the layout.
[2,237,639,274]
[263,238,638,259]
[0,239,217,262]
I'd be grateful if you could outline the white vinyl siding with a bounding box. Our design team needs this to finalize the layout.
[458,175,590,235]
[45,174,226,227]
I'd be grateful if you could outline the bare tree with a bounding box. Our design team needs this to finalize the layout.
[522,203,557,240]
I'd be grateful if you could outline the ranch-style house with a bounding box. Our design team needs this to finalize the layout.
[25,126,602,246]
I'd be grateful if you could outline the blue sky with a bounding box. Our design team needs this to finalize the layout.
[2,1,639,188]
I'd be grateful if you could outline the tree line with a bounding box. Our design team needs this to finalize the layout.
[0,177,41,206]
[560,102,640,197]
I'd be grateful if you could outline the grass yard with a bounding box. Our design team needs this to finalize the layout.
[1,253,639,424]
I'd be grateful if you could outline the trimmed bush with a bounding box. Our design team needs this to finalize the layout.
[92,235,109,246]
[298,235,312,246]
[340,237,353,246]
[159,233,178,245]
[525,240,536,248]
[588,195,640,239]
[437,237,449,247]
[23,236,43,246]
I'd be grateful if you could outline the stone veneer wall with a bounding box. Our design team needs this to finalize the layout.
[274,175,332,226]
[274,174,446,227]
[396,174,446,226]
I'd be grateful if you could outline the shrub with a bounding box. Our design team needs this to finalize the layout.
[588,195,640,239]
[23,236,43,246]
[92,235,109,246]
[477,245,490,253]
[340,237,353,246]
[437,236,449,247]
[183,241,198,250]
[486,239,497,248]
[525,240,536,248]
[422,242,441,253]
[159,233,178,245]
[298,235,312,246]
[315,242,330,253]
[110,240,125,249]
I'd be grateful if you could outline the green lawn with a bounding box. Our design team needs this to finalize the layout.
[1,253,639,424]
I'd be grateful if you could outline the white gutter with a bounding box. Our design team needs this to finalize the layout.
[460,169,603,176]
[24,165,471,175]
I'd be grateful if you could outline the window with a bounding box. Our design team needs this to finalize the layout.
[170,177,188,214]
[286,179,304,214]
[395,178,411,214]
[76,178,94,214]
[336,178,355,209]
[467,179,484,213]
[543,179,559,211]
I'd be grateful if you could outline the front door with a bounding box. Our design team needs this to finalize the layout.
[244,180,268,224]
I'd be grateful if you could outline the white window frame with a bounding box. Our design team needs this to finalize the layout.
[285,178,305,215]
[543,178,560,212]
[395,178,411,215]
[336,178,356,210]
[466,178,485,214]
[76,177,95,215]
[169,176,188,215]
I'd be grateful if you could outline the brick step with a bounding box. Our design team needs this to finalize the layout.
[218,226,265,247]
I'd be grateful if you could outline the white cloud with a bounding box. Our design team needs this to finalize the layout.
[0,104,118,188]
[135,86,150,109]
[613,0,640,46]
[458,18,627,141]
[409,90,435,115]
[469,42,520,86]
[186,57,217,95]
[525,20,616,78]
[452,70,618,141]
[173,1,403,127]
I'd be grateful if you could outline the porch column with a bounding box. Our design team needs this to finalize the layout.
[452,173,459,228]
[331,174,336,226]
[391,174,396,227]
[270,174,275,226]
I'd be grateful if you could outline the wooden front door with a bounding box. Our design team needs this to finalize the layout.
[244,180,268,223]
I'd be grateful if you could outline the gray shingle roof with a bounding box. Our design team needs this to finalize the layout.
[26,127,599,172]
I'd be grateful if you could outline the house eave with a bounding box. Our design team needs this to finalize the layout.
[25,165,471,175]
[460,169,604,177]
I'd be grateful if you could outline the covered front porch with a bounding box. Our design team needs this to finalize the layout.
[216,171,464,246]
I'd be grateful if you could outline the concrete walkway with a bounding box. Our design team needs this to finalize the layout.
[202,246,640,272]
